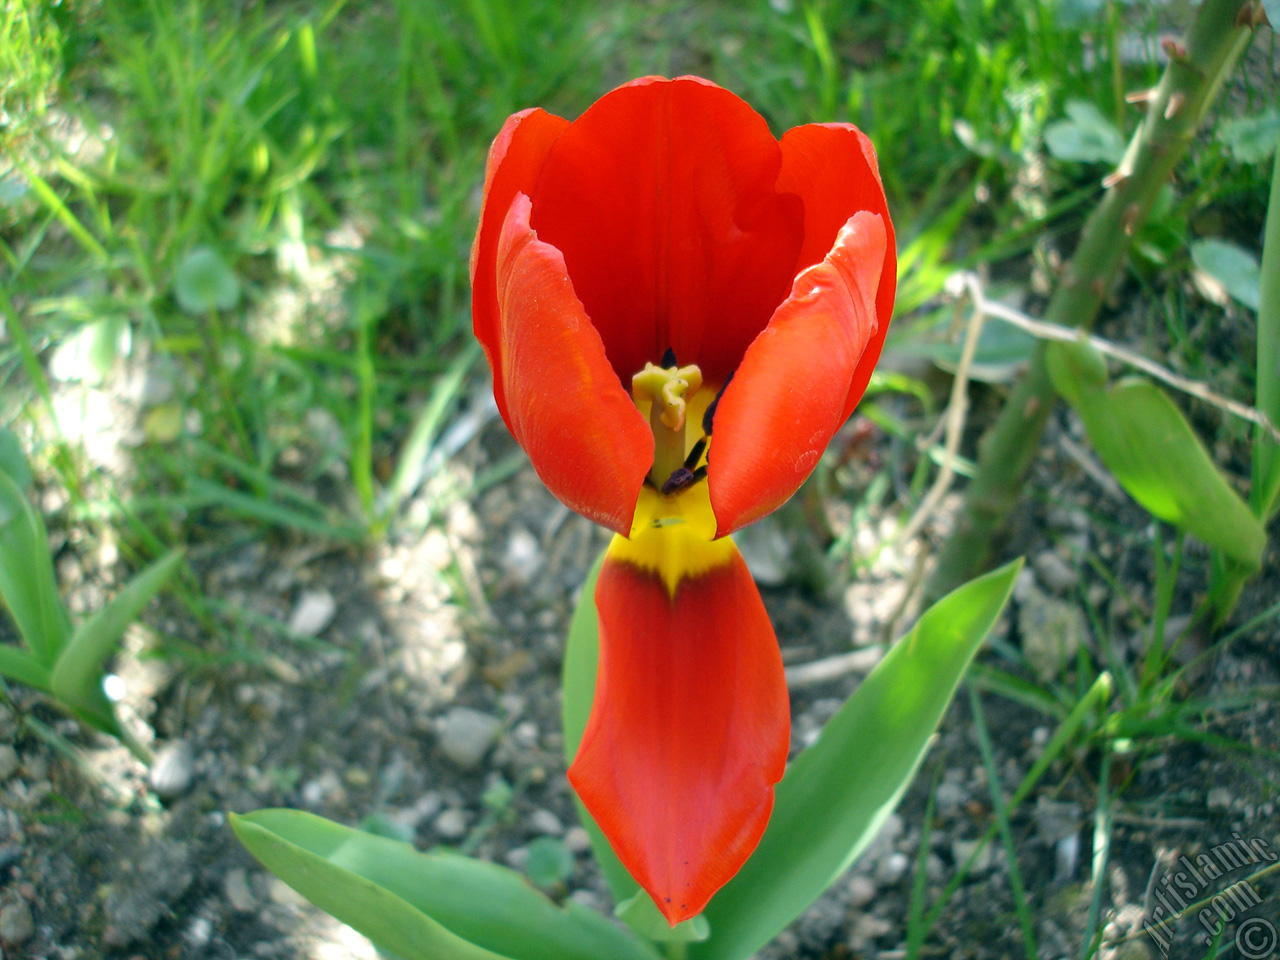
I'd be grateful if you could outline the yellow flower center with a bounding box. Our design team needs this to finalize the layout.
[631,359,705,491]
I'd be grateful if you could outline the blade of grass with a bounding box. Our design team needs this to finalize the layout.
[1080,741,1113,960]
[967,684,1037,960]
[910,672,1112,957]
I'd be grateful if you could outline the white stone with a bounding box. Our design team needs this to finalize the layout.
[288,590,337,636]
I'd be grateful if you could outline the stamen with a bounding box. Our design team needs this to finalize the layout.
[702,373,733,436]
[660,467,696,495]
[661,347,677,368]
[631,359,704,489]
[683,437,707,471]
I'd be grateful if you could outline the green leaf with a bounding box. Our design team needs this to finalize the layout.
[920,313,1038,384]
[561,552,642,907]
[691,561,1022,960]
[1191,238,1261,310]
[0,645,52,691]
[0,429,34,489]
[524,837,574,889]
[616,892,710,944]
[1252,144,1280,521]
[50,549,183,734]
[1044,338,1109,407]
[1072,379,1265,568]
[1044,100,1125,165]
[1217,108,1280,163]
[0,468,71,667]
[232,810,662,960]
[173,246,240,314]
[231,812,510,960]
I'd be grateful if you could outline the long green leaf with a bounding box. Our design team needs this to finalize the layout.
[232,810,661,960]
[0,468,71,666]
[561,552,643,907]
[50,549,183,734]
[691,560,1022,960]
[231,813,510,960]
[1067,376,1265,568]
[0,646,52,691]
[1253,141,1280,519]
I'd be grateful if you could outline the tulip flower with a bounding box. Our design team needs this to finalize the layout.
[471,76,895,925]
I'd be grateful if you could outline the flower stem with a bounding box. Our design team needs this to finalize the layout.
[926,0,1257,600]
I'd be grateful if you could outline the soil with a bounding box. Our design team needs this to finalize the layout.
[1,344,1278,960]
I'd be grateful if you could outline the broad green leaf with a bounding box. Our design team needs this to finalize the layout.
[1045,100,1125,165]
[50,549,183,734]
[691,561,1022,960]
[231,813,510,960]
[173,246,240,314]
[233,810,661,960]
[0,468,71,666]
[0,646,52,691]
[1072,379,1265,568]
[1191,238,1261,310]
[561,552,642,907]
[1217,109,1280,163]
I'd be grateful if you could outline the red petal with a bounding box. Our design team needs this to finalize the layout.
[530,77,803,383]
[708,211,888,536]
[493,194,652,534]
[777,123,897,414]
[569,492,789,925]
[471,108,571,422]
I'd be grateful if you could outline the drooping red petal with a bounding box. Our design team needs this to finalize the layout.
[471,107,570,422]
[777,122,897,418]
[493,193,651,534]
[568,491,789,925]
[530,76,804,383]
[708,211,888,536]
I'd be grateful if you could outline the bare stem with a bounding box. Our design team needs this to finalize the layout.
[927,0,1257,600]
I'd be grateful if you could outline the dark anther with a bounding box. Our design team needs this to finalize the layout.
[683,437,706,470]
[702,372,733,435]
[659,463,708,496]
[660,347,677,368]
[660,467,695,496]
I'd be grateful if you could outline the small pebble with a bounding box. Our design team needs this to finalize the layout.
[267,877,307,907]
[952,839,995,874]
[0,746,18,782]
[0,901,34,946]
[528,809,564,836]
[433,809,468,839]
[567,889,605,913]
[875,851,910,885]
[223,869,255,913]
[563,826,591,854]
[1032,550,1079,593]
[848,874,876,907]
[1207,787,1232,810]
[849,914,892,950]
[287,590,337,637]
[148,741,196,799]
[436,707,501,769]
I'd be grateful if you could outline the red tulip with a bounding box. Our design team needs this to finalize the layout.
[471,76,895,925]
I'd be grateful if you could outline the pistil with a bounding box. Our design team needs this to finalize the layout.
[632,360,703,490]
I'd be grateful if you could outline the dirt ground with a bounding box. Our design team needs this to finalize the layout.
[0,355,1277,960]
